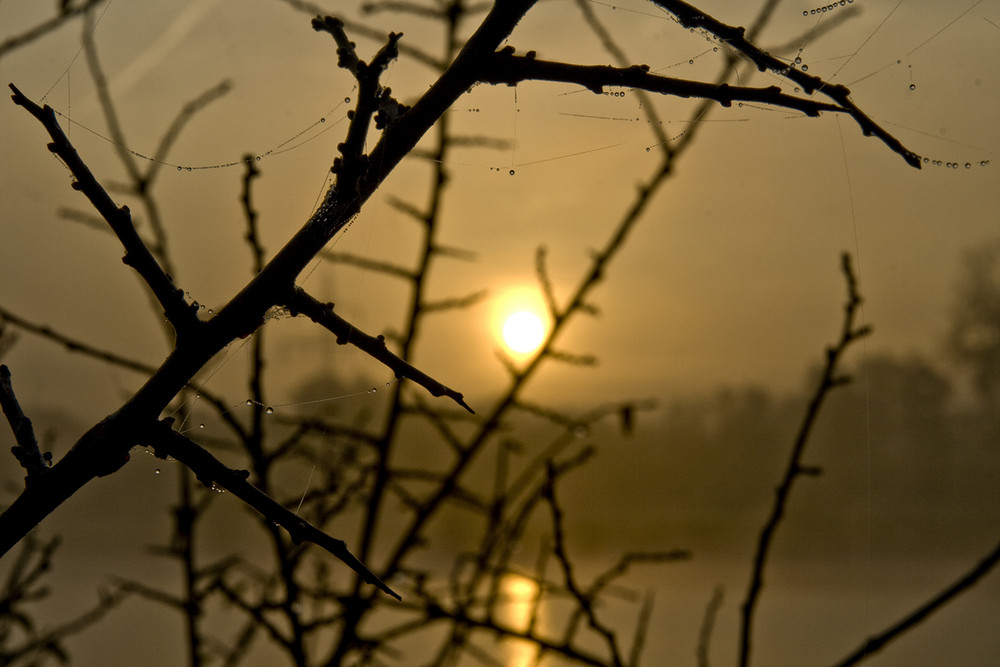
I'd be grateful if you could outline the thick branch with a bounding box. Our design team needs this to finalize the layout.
[146,420,400,600]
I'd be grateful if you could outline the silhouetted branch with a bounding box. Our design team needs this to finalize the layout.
[146,420,400,601]
[241,155,265,276]
[319,250,416,279]
[697,586,725,667]
[286,287,474,413]
[0,305,248,443]
[480,49,844,115]
[8,84,199,339]
[0,305,159,376]
[574,0,668,147]
[420,289,489,313]
[431,244,478,262]
[535,246,560,319]
[148,80,233,183]
[544,349,598,366]
[649,0,920,167]
[278,0,445,70]
[0,0,107,61]
[544,462,625,666]
[832,537,1000,667]
[0,532,127,665]
[0,366,48,486]
[739,253,871,667]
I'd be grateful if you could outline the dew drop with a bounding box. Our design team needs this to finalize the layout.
[255,156,261,162]
[645,147,651,152]
[246,399,253,406]
[509,169,515,175]
[199,423,205,429]
[177,166,182,171]
[795,56,802,64]
[688,59,694,65]
[344,96,351,103]
[909,84,916,91]
[801,64,808,72]
[965,163,971,169]
[265,406,274,415]
[155,468,161,475]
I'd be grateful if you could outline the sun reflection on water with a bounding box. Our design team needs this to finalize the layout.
[499,574,542,667]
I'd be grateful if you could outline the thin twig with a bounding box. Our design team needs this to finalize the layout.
[0,365,48,485]
[739,253,871,667]
[697,586,725,667]
[287,287,474,413]
[147,420,401,601]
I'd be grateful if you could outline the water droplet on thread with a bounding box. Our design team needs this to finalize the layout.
[909,84,916,91]
[154,468,161,475]
[801,64,809,72]
[265,406,274,415]
[509,169,515,175]
[246,399,253,406]
[344,96,351,103]
[199,423,205,429]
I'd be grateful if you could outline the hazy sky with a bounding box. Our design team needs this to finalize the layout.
[1,0,998,664]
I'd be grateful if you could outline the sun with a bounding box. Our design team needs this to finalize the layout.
[494,288,548,356]
[502,310,546,354]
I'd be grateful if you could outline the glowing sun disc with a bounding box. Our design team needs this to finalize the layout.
[502,311,545,354]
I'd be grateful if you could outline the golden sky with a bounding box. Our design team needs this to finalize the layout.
[1,0,997,417]
[1,1,998,663]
